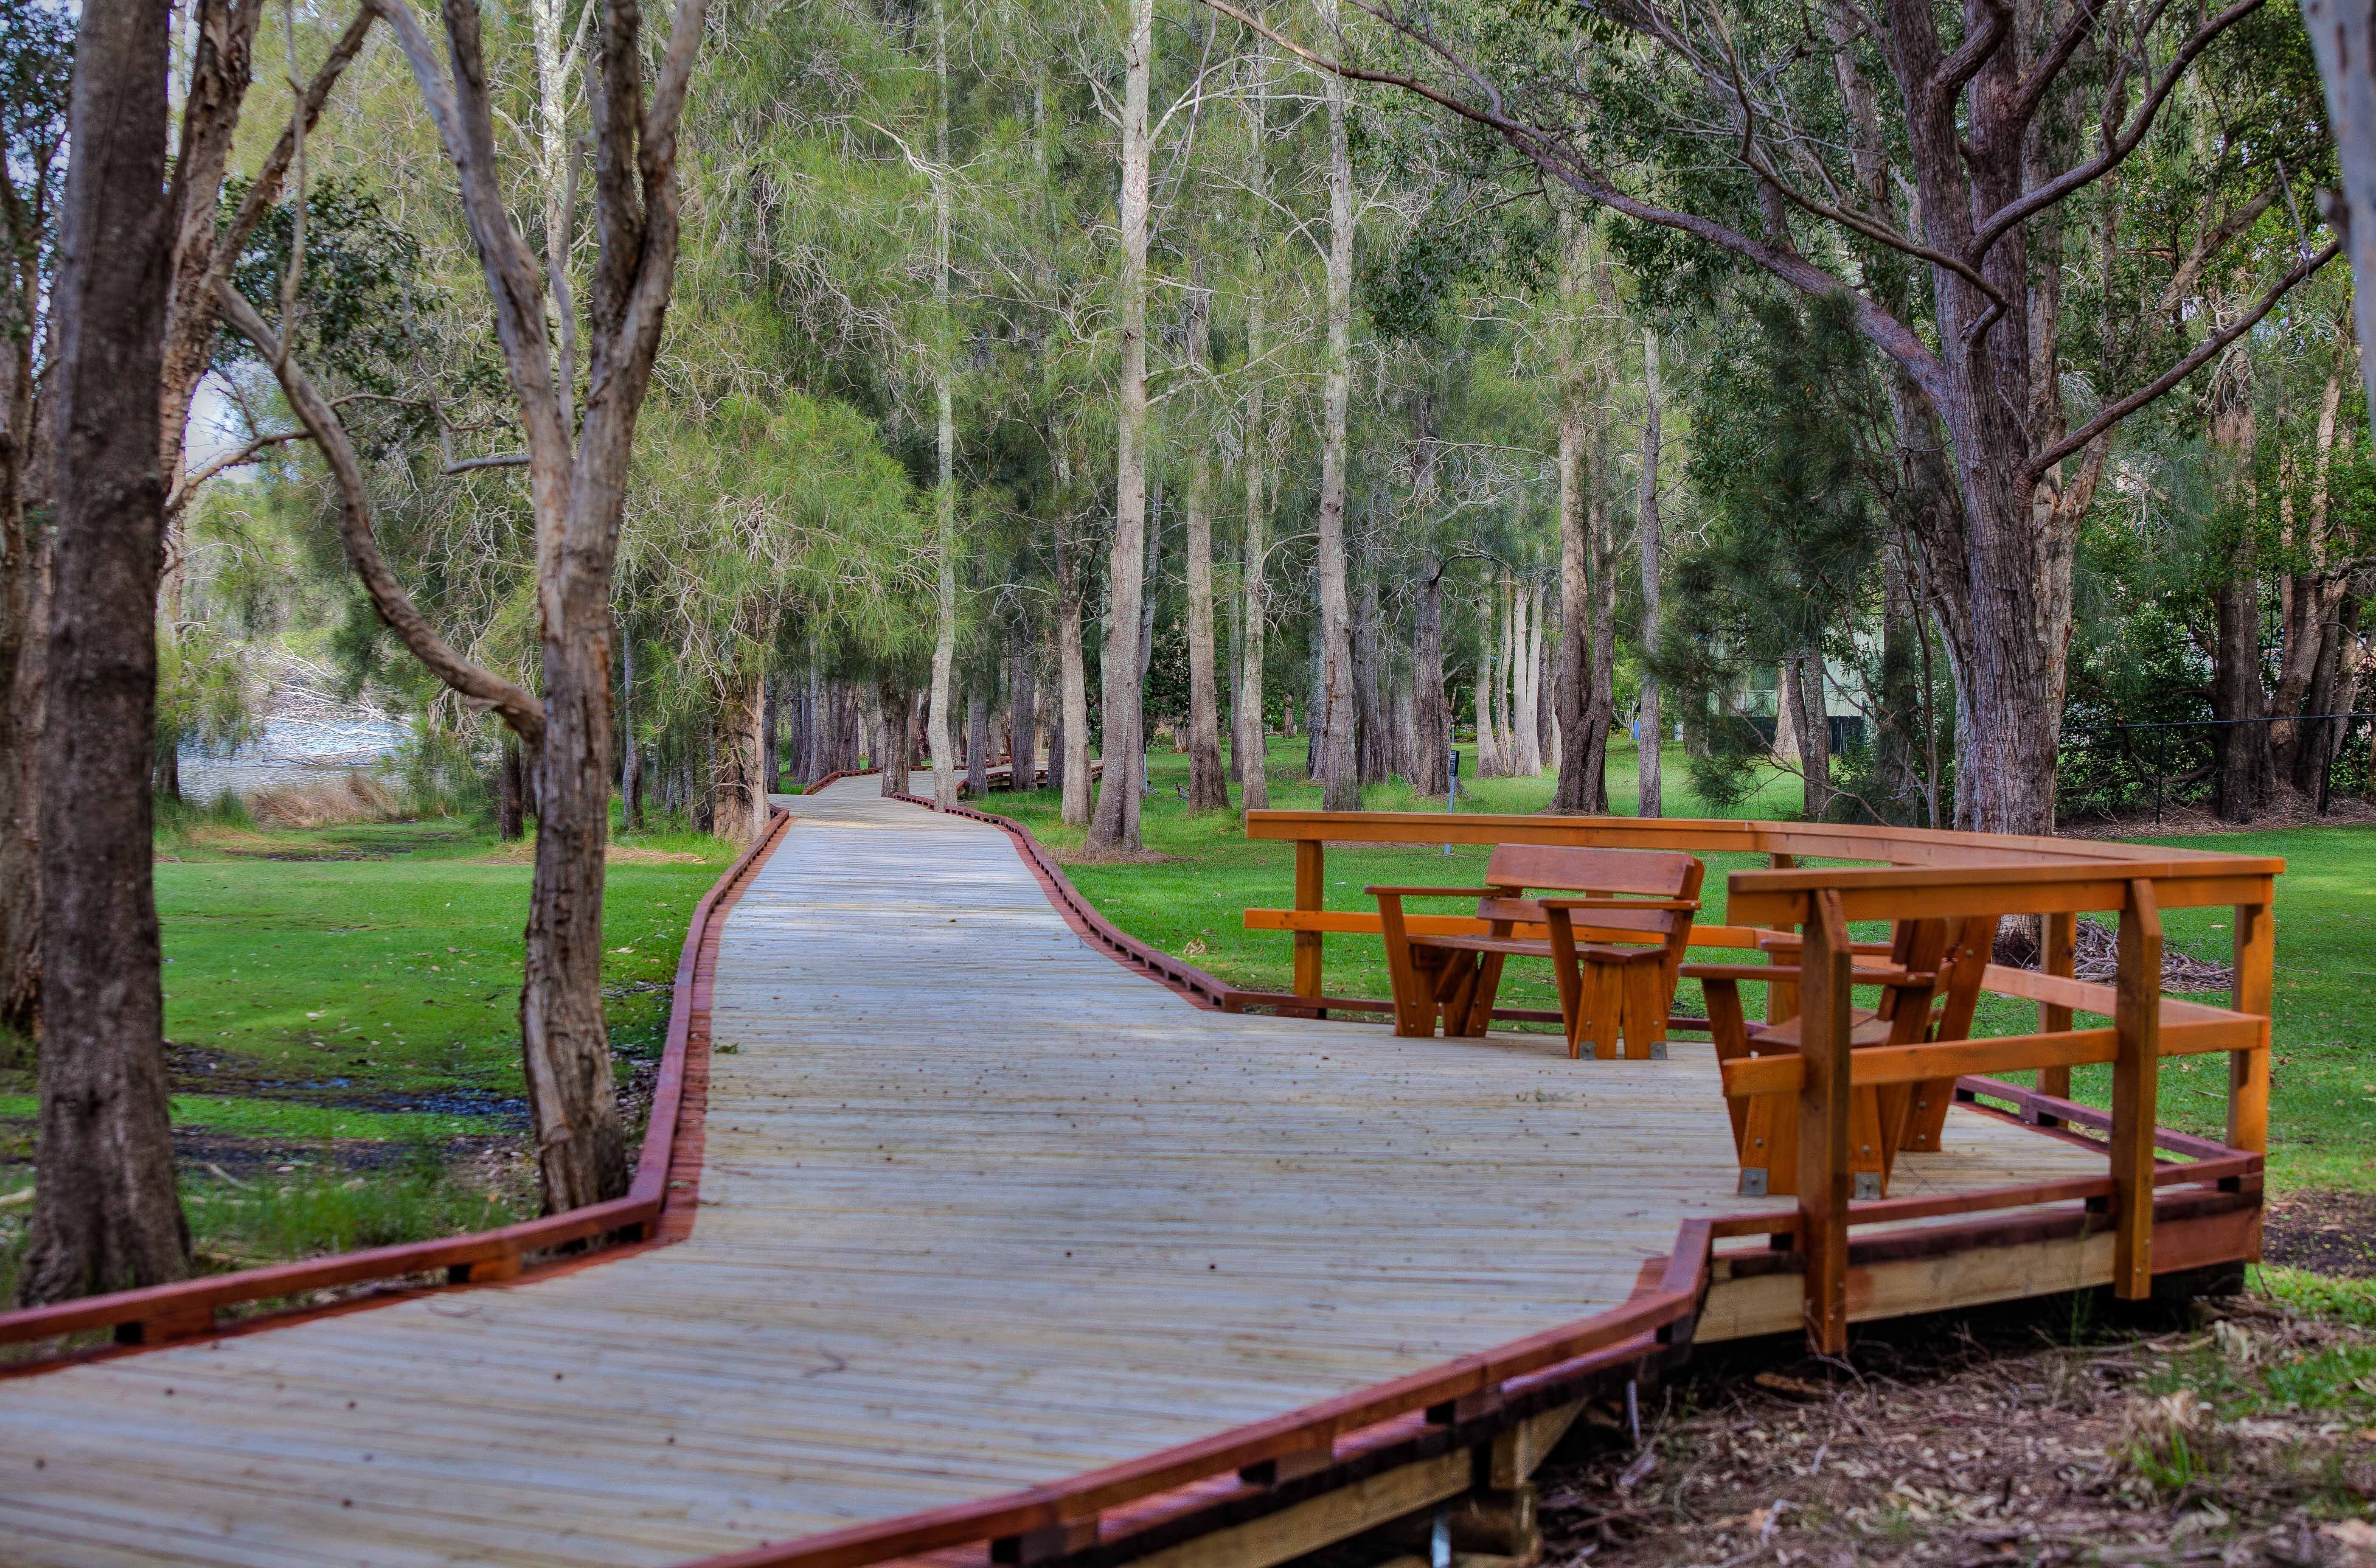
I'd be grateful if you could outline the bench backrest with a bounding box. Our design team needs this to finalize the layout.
[1476,844,1704,957]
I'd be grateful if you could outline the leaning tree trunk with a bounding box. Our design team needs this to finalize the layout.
[1183,280,1229,811]
[18,0,190,1304]
[1636,327,1664,818]
[1086,0,1154,853]
[1312,0,1359,812]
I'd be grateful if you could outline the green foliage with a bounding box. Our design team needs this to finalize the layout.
[213,174,435,397]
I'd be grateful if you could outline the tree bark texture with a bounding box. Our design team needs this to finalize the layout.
[19,0,190,1305]
[877,679,912,796]
[1057,525,1092,825]
[925,0,959,809]
[1636,326,1663,818]
[1183,281,1228,811]
[1087,0,1154,852]
[1313,3,1359,811]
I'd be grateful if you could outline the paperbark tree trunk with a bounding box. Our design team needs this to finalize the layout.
[1010,620,1037,788]
[925,0,959,811]
[1550,212,1598,813]
[1313,0,1359,811]
[877,679,912,796]
[715,667,768,844]
[1354,554,1388,785]
[1412,557,1449,797]
[1184,280,1228,811]
[619,634,643,827]
[966,690,989,798]
[1087,0,1154,852]
[1057,524,1092,825]
[1511,578,1542,775]
[2208,353,2272,822]
[17,0,190,1304]
[761,669,780,798]
[1233,44,1271,812]
[1636,326,1663,819]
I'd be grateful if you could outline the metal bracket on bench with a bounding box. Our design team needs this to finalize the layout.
[1737,1167,1769,1197]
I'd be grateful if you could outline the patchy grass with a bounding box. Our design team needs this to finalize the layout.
[0,805,735,1299]
[985,736,2375,1192]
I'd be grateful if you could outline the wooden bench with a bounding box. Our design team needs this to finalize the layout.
[1686,912,1999,1197]
[1370,846,1704,1059]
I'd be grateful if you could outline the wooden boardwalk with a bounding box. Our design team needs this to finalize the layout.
[0,778,2102,1568]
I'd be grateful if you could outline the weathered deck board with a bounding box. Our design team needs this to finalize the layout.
[0,780,2104,1567]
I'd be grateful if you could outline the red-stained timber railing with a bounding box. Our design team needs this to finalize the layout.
[0,806,793,1360]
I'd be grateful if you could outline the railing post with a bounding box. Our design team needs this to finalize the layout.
[1798,887,1852,1356]
[2037,911,2077,1116]
[2228,888,2273,1155]
[1294,837,1325,1001]
[1765,853,1800,1025]
[2112,879,2163,1301]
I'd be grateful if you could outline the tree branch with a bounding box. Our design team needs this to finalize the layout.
[1193,0,1957,413]
[2028,238,2340,479]
[216,8,377,284]
[1967,0,2266,264]
[1936,0,2013,96]
[213,277,546,745]
[164,426,312,516]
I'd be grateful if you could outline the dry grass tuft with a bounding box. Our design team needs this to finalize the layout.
[244,772,403,830]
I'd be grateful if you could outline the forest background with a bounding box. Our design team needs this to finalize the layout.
[0,0,2372,1305]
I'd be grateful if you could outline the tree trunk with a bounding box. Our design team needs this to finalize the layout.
[1477,611,1503,779]
[2209,356,2272,822]
[1512,578,1542,775]
[877,679,911,796]
[761,667,780,798]
[1785,651,1833,819]
[1353,552,1387,785]
[1087,0,1153,852]
[924,0,959,810]
[715,668,767,844]
[1636,327,1663,818]
[500,732,526,840]
[1011,619,1037,789]
[1184,280,1228,811]
[18,0,190,1304]
[1136,477,1165,800]
[620,634,643,827]
[1551,214,1598,812]
[1057,525,1092,825]
[1412,558,1449,796]
[1233,46,1271,812]
[1313,0,1359,811]
[967,689,989,798]
[0,525,48,1037]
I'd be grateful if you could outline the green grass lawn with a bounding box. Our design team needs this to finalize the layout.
[984,734,2376,1194]
[0,807,736,1292]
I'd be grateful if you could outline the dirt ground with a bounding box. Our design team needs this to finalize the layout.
[1530,1288,2376,1568]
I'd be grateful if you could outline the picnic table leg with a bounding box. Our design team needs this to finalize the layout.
[1293,838,1324,1004]
[2228,892,2272,1156]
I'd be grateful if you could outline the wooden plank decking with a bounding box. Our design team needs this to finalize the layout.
[0,778,2103,1568]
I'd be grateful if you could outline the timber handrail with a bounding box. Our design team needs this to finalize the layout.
[0,806,792,1357]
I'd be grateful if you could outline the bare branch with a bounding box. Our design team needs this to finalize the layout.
[444,452,531,474]
[217,8,377,275]
[213,277,546,746]
[164,427,313,516]
[2028,238,2340,479]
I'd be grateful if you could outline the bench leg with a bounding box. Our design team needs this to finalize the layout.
[1620,960,1668,1061]
[1585,965,1624,1060]
[1738,1086,1794,1195]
